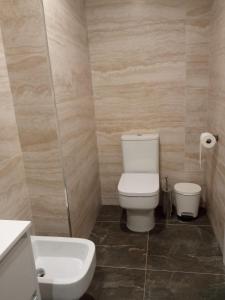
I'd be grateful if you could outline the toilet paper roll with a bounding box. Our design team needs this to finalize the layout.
[199,132,217,168]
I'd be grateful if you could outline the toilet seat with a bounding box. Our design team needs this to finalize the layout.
[118,173,159,197]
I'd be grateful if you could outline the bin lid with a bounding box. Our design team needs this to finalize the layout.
[174,183,201,195]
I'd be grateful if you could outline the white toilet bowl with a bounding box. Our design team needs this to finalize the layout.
[118,133,160,232]
[118,173,159,232]
[31,236,96,300]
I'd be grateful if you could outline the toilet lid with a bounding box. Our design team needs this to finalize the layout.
[174,183,201,195]
[118,173,159,196]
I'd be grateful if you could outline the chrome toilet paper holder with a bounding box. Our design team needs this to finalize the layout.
[213,134,219,142]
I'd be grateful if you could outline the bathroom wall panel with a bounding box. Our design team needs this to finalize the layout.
[184,0,211,199]
[0,28,31,220]
[207,0,225,249]
[86,0,211,204]
[0,0,69,236]
[42,0,101,237]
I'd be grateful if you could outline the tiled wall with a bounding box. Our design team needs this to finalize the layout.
[0,0,69,236]
[0,27,31,220]
[0,0,100,238]
[0,0,220,243]
[42,0,101,237]
[86,0,211,204]
[207,0,225,249]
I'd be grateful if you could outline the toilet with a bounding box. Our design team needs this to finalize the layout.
[174,183,201,218]
[118,134,160,232]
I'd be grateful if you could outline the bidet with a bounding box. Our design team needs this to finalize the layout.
[31,236,96,300]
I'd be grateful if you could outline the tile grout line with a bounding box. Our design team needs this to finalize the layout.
[95,263,225,277]
[96,264,145,271]
[96,220,121,223]
[146,268,225,276]
[143,231,150,300]
[155,222,212,227]
[96,220,212,227]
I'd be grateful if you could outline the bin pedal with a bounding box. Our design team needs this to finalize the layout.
[178,212,195,221]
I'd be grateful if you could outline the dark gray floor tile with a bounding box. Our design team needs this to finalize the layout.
[97,205,125,222]
[90,222,148,268]
[90,222,147,247]
[144,270,225,300]
[82,267,145,300]
[88,205,225,300]
[148,224,225,274]
[96,244,146,269]
[155,206,211,226]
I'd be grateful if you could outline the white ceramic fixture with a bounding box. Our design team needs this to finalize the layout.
[31,236,96,300]
[0,220,41,300]
[174,182,201,218]
[118,133,160,232]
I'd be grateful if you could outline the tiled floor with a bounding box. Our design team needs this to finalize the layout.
[82,206,225,300]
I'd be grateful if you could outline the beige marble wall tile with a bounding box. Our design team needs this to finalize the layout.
[0,0,69,236]
[186,0,212,19]
[42,0,101,237]
[184,88,208,181]
[0,156,31,220]
[207,1,225,248]
[32,215,70,237]
[86,0,211,204]
[0,27,31,221]
[185,0,210,203]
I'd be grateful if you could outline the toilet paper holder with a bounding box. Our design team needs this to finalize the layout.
[213,134,219,142]
[206,134,219,144]
[199,133,218,169]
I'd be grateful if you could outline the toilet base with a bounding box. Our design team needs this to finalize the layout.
[126,209,155,232]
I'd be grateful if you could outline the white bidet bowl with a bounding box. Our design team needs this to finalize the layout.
[31,236,96,300]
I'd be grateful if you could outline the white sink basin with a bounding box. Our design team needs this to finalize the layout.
[31,236,96,300]
[0,220,31,262]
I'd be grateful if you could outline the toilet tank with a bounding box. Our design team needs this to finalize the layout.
[121,133,159,173]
